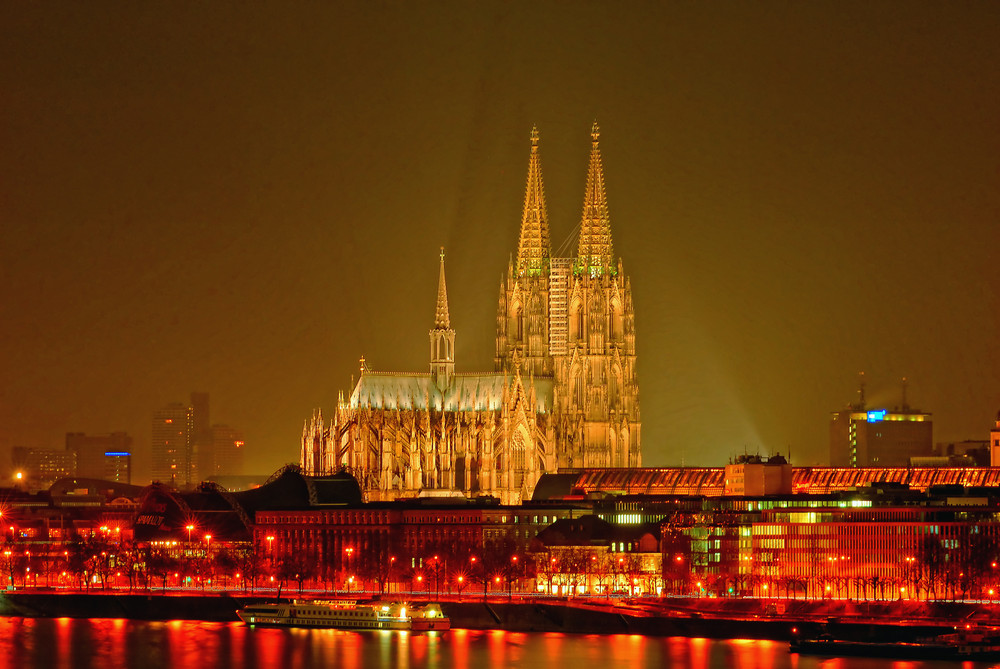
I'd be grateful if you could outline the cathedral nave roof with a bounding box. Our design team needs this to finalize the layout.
[347,371,553,414]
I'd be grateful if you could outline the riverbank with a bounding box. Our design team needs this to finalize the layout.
[0,592,987,641]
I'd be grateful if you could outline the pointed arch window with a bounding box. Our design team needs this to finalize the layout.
[569,300,583,342]
[609,301,623,341]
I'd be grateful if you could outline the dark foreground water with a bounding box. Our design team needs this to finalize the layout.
[0,618,991,669]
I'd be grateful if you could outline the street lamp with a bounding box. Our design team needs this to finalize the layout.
[432,555,440,597]
[471,555,484,600]
[344,547,354,591]
[186,524,194,544]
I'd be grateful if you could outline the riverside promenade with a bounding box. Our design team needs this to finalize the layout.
[0,592,987,642]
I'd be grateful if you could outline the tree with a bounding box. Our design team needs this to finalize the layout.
[115,540,142,592]
[275,552,310,596]
[661,529,692,596]
[356,540,399,596]
[232,544,259,594]
[213,548,239,590]
[146,547,179,591]
[64,536,90,591]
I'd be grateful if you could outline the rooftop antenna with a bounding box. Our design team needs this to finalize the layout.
[857,371,867,410]
[901,376,909,412]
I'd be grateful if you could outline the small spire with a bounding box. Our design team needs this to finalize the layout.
[530,125,539,152]
[434,248,451,329]
[591,120,600,144]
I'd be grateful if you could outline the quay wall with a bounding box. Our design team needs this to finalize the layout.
[0,593,980,642]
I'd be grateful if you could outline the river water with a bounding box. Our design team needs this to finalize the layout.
[0,618,988,669]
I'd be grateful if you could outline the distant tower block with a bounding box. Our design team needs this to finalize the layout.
[830,378,932,467]
[991,411,1000,467]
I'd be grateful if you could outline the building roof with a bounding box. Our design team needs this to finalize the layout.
[533,466,1000,500]
[535,515,659,549]
[349,371,553,413]
[533,468,725,500]
[132,466,363,541]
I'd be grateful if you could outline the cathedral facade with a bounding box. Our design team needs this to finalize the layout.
[301,124,640,504]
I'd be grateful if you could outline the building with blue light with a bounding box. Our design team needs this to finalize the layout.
[66,432,133,482]
[829,406,932,467]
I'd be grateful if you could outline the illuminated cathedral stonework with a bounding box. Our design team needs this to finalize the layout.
[301,124,640,504]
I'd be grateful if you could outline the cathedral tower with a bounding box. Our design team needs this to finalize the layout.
[554,122,640,468]
[496,123,641,469]
[496,126,555,378]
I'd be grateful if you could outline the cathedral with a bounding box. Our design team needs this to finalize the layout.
[301,124,640,504]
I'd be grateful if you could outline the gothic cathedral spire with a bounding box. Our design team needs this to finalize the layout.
[497,127,555,378]
[516,126,551,277]
[430,248,455,390]
[434,247,451,329]
[575,121,615,277]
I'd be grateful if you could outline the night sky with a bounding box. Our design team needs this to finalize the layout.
[3,2,998,480]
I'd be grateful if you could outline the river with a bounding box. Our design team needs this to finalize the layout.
[0,618,987,669]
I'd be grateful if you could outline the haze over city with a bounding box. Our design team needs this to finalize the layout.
[3,2,998,482]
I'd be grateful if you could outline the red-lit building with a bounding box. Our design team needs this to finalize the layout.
[253,500,589,592]
[531,515,662,596]
[747,497,1000,600]
[576,485,1000,601]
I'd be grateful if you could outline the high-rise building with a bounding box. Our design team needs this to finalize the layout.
[152,402,193,488]
[11,447,76,491]
[301,125,641,504]
[829,379,932,467]
[207,425,244,477]
[990,412,1000,467]
[190,392,211,483]
[103,451,132,484]
[66,432,132,480]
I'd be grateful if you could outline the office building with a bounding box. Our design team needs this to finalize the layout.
[152,402,193,488]
[65,432,133,480]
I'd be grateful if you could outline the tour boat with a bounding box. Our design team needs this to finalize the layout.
[236,600,450,632]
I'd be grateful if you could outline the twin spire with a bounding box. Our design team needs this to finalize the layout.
[439,123,617,326]
[516,126,551,277]
[575,121,615,276]
[515,122,616,280]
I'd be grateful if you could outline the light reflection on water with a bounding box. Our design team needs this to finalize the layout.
[0,618,983,669]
